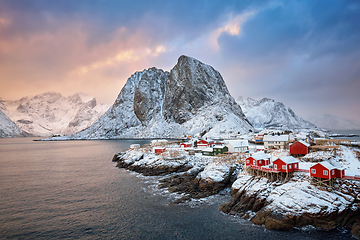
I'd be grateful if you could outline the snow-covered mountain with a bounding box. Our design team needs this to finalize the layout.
[306,114,360,130]
[1,92,109,136]
[63,55,253,139]
[236,97,315,130]
[0,109,29,138]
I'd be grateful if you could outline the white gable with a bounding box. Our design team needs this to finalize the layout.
[263,135,289,142]
[224,140,249,147]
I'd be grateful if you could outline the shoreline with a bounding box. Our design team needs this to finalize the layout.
[112,145,360,239]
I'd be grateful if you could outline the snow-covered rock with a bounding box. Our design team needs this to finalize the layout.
[237,97,315,130]
[0,109,29,138]
[221,173,360,231]
[1,92,109,136]
[61,56,253,140]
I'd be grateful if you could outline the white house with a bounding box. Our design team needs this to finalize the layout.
[130,144,140,149]
[263,135,289,150]
[151,139,168,146]
[225,140,249,153]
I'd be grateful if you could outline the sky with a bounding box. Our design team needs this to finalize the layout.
[0,0,359,121]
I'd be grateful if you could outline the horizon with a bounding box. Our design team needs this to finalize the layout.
[0,0,359,121]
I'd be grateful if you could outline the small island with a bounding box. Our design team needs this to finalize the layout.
[112,132,360,239]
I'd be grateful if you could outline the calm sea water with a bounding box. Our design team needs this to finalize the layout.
[0,138,354,239]
[328,129,360,141]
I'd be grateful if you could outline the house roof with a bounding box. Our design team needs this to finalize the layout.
[153,147,166,150]
[263,135,289,142]
[213,145,226,149]
[277,156,299,164]
[202,148,214,152]
[291,140,310,147]
[251,152,270,160]
[314,161,337,170]
[225,140,249,147]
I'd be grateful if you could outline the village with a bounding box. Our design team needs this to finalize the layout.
[130,132,360,183]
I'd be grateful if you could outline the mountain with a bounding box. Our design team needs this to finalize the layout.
[64,55,253,139]
[236,97,315,130]
[306,114,360,130]
[0,109,29,138]
[1,92,109,136]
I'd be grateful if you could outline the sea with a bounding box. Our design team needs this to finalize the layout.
[0,138,355,239]
[328,129,360,142]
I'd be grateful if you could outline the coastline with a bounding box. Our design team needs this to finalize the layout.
[112,144,360,239]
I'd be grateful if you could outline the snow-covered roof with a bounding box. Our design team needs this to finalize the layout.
[315,161,337,170]
[202,148,214,152]
[213,145,226,149]
[291,140,310,147]
[225,140,249,147]
[251,152,270,160]
[277,156,299,164]
[153,147,166,150]
[263,135,289,142]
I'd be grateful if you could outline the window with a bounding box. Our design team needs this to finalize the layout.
[282,165,286,169]
[332,170,334,175]
[259,160,262,164]
[274,164,277,169]
[311,169,316,174]
[247,160,250,164]
[253,160,255,165]
[323,170,328,176]
[295,163,297,168]
[289,165,292,169]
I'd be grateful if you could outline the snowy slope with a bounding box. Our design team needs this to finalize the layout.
[236,97,315,130]
[1,92,109,136]
[0,109,28,138]
[306,114,360,130]
[61,55,253,140]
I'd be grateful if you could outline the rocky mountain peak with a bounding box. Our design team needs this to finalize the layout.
[64,56,252,139]
[163,55,245,124]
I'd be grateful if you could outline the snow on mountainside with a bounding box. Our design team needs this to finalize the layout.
[306,114,360,130]
[1,92,109,136]
[236,96,315,130]
[0,109,29,138]
[61,55,253,140]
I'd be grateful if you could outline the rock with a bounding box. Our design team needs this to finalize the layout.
[220,174,360,231]
[352,218,360,239]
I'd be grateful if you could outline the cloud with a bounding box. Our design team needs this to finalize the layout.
[210,11,257,50]
[0,0,359,121]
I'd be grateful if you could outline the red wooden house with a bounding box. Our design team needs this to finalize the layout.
[197,139,215,149]
[154,147,166,154]
[180,142,192,148]
[246,152,271,167]
[273,156,299,173]
[310,162,345,179]
[290,140,310,156]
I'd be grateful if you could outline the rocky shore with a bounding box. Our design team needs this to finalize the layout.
[219,173,360,236]
[112,147,360,239]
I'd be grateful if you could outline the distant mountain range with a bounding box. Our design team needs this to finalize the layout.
[3,56,340,139]
[236,97,316,130]
[0,92,109,136]
[305,114,360,130]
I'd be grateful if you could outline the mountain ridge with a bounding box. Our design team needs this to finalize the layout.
[1,92,109,136]
[62,55,253,139]
[236,96,315,130]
